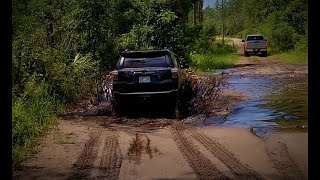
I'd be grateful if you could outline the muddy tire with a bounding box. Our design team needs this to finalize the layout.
[244,51,249,57]
[111,98,122,117]
[259,51,267,57]
[175,82,189,119]
[164,100,176,119]
[262,51,268,57]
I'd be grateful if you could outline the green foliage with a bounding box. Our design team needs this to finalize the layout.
[12,80,63,169]
[203,0,308,53]
[190,38,238,71]
[193,37,235,54]
[294,35,308,53]
[272,52,308,64]
[12,0,201,168]
[190,53,238,71]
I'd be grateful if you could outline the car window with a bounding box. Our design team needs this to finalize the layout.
[171,54,178,67]
[122,55,171,68]
[247,36,264,41]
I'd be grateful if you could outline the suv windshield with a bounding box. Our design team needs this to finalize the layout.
[122,55,171,68]
[247,36,264,41]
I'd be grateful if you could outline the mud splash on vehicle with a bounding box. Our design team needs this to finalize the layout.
[183,71,225,116]
[63,70,228,122]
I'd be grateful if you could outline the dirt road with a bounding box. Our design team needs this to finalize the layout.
[13,118,307,180]
[13,38,308,180]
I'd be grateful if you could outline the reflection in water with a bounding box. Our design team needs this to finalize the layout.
[263,76,308,128]
[221,74,308,138]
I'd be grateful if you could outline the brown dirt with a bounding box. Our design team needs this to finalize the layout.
[171,123,232,180]
[189,129,264,180]
[227,38,307,78]
[92,130,122,180]
[13,117,307,180]
[265,132,307,180]
[69,130,103,179]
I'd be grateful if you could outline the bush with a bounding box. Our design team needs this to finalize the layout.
[294,35,308,53]
[12,80,64,169]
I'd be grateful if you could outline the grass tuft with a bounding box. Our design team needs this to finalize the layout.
[271,52,308,64]
[12,94,63,169]
[190,53,239,71]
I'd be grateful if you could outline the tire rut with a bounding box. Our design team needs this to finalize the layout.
[69,130,103,180]
[171,126,231,180]
[190,130,265,180]
[266,140,305,180]
[96,130,122,180]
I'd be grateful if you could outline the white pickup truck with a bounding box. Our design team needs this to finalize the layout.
[242,35,268,57]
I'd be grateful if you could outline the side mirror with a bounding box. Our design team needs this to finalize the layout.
[265,39,267,41]
[179,58,189,69]
[241,40,245,42]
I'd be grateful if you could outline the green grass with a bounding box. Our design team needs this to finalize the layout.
[12,96,63,169]
[271,52,308,64]
[190,53,239,71]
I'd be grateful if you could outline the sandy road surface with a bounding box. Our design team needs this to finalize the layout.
[13,118,307,180]
[13,38,308,180]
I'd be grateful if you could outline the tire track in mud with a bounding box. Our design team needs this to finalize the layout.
[69,130,103,180]
[171,125,231,180]
[190,130,265,180]
[95,130,122,180]
[266,140,305,180]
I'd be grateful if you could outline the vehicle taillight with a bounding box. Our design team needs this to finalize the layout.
[110,70,118,81]
[171,68,178,79]
[245,42,249,49]
[265,42,268,48]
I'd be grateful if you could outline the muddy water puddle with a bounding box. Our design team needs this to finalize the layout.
[80,71,307,139]
[218,74,308,138]
[127,133,160,164]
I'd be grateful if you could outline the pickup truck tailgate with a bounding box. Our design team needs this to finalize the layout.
[247,40,265,49]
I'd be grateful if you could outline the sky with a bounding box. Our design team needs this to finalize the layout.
[203,0,217,8]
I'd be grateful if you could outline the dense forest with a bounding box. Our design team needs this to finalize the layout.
[12,0,308,168]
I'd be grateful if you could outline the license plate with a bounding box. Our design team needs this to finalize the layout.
[139,76,150,83]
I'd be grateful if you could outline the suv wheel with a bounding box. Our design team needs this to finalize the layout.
[263,51,268,57]
[111,98,122,117]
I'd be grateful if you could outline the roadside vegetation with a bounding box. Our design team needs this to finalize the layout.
[202,0,308,62]
[190,39,238,71]
[272,52,308,64]
[12,0,207,169]
[12,0,308,169]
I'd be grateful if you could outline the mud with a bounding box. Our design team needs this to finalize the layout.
[189,130,264,180]
[266,135,306,180]
[127,133,160,165]
[93,130,122,180]
[171,123,231,180]
[69,130,103,179]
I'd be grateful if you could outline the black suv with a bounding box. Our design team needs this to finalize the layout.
[110,49,189,117]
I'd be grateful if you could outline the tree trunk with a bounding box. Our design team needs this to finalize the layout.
[45,0,54,47]
[193,0,197,26]
[222,0,225,45]
[198,0,203,23]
